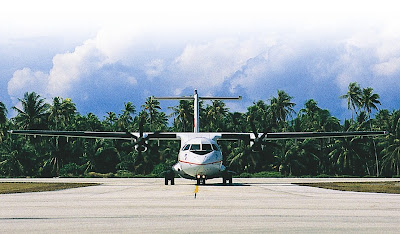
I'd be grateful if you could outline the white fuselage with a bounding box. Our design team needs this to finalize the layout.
[172,137,226,179]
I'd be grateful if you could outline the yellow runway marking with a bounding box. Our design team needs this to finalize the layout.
[194,185,199,198]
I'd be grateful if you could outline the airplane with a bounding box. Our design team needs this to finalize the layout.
[8,90,387,185]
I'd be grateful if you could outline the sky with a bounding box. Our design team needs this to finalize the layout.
[1,0,400,122]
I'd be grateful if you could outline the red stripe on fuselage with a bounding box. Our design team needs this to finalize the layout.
[179,160,222,166]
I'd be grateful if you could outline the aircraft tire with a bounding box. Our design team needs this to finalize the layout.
[223,173,233,185]
[164,171,175,185]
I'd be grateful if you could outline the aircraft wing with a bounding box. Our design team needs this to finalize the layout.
[259,131,387,140]
[8,130,386,142]
[8,130,179,141]
[216,131,387,141]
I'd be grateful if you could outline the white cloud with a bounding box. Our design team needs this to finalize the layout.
[8,68,48,101]
[226,41,301,96]
[373,57,400,76]
[8,38,106,101]
[170,38,273,90]
[47,39,105,97]
[4,0,400,118]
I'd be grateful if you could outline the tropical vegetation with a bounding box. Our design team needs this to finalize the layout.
[0,83,398,178]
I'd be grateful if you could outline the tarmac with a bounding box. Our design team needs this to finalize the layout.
[1,177,400,233]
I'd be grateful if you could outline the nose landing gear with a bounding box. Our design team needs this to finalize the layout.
[196,175,206,185]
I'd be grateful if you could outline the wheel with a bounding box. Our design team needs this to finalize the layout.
[164,171,175,185]
[222,173,233,185]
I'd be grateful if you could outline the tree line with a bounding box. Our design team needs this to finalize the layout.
[0,82,399,178]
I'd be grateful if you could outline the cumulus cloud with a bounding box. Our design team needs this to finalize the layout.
[5,0,400,119]
[47,39,106,97]
[7,39,106,102]
[169,37,273,93]
[8,68,48,101]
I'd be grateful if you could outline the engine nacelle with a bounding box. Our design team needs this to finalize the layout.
[135,144,148,152]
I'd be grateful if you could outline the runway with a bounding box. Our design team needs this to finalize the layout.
[1,178,400,233]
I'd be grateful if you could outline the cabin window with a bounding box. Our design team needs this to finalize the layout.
[202,144,213,152]
[212,144,220,151]
[190,144,200,151]
[183,144,190,151]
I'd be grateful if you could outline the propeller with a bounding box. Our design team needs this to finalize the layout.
[130,115,163,153]
[129,115,149,153]
[248,116,267,152]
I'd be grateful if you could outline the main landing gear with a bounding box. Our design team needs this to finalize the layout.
[164,170,175,185]
[222,172,233,185]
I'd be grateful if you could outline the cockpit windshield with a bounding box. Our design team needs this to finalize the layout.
[190,144,200,151]
[182,143,217,155]
[212,144,220,151]
[202,144,212,152]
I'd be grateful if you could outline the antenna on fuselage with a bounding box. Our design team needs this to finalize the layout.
[153,89,242,133]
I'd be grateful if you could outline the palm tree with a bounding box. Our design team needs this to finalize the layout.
[269,90,295,130]
[379,110,400,176]
[0,101,7,141]
[48,97,76,130]
[105,112,118,131]
[328,138,365,175]
[226,112,246,132]
[381,138,400,176]
[0,138,24,176]
[12,92,49,130]
[60,98,77,127]
[340,82,362,121]
[169,100,194,132]
[299,99,321,131]
[117,102,136,131]
[360,87,381,177]
[142,97,161,127]
[123,102,136,119]
[246,100,269,133]
[361,87,381,116]
[206,100,228,131]
[151,111,168,131]
[48,97,62,129]
[0,101,7,126]
[0,136,38,177]
[274,140,309,176]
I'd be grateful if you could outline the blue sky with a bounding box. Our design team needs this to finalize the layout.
[1,0,400,122]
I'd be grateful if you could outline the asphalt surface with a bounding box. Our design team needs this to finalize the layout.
[1,178,400,233]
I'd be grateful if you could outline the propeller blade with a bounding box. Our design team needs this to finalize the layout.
[248,116,258,136]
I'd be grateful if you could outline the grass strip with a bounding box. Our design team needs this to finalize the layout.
[0,182,99,194]
[296,181,400,194]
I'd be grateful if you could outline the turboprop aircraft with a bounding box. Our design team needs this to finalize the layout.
[9,90,386,185]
